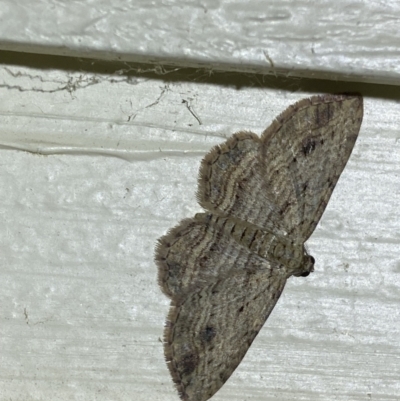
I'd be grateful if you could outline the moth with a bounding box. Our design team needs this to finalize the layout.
[155,94,363,401]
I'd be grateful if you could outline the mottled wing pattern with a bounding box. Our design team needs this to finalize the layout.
[156,94,363,401]
[164,268,287,401]
[198,95,363,240]
[197,132,291,236]
[261,94,363,241]
[156,213,277,299]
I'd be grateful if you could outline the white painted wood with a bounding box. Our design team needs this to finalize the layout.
[0,0,399,84]
[0,58,399,401]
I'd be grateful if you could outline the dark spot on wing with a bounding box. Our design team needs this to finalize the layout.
[200,326,217,343]
[180,350,199,375]
[302,138,316,156]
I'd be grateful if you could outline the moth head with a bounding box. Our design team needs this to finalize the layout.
[294,252,315,277]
